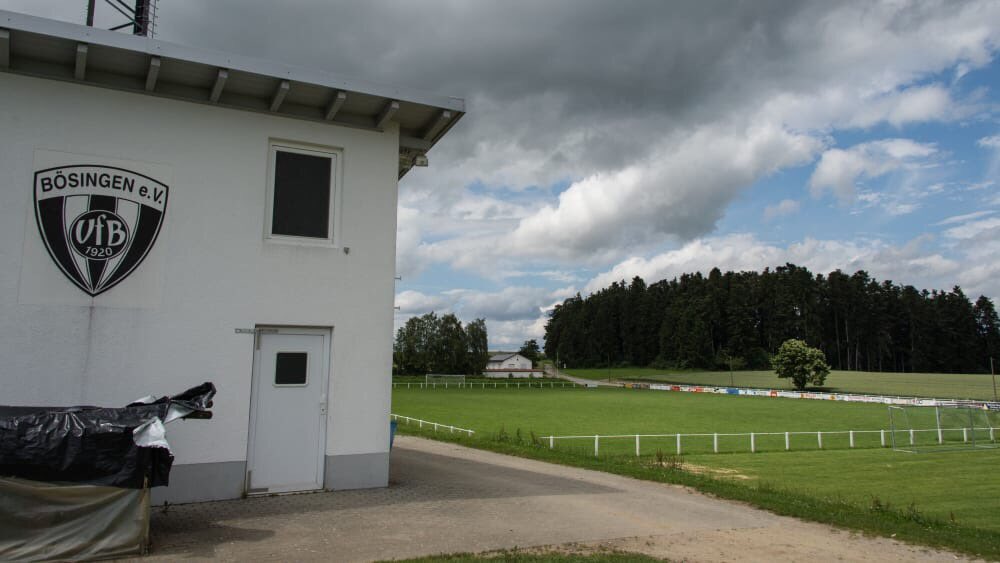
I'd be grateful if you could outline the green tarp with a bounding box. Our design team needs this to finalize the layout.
[0,477,149,561]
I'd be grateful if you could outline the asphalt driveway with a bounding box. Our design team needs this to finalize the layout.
[131,436,968,562]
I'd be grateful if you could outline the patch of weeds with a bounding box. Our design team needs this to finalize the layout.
[529,431,544,448]
[869,495,891,514]
[493,426,511,443]
[652,449,683,470]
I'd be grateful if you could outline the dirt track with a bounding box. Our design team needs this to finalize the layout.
[136,436,974,562]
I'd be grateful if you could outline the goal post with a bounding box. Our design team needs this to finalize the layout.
[425,374,467,387]
[888,405,999,453]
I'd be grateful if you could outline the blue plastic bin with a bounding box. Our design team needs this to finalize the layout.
[390,420,398,449]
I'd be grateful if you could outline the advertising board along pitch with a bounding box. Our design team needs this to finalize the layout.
[633,382,998,410]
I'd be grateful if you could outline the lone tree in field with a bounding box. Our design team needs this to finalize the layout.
[518,339,542,367]
[772,339,830,390]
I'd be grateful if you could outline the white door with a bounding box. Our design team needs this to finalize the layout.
[247,327,329,494]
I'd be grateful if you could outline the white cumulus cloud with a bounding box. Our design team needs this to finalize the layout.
[584,233,970,296]
[763,199,801,221]
[978,136,1000,149]
[809,139,938,203]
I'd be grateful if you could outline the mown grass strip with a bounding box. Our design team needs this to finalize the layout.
[395,425,1000,561]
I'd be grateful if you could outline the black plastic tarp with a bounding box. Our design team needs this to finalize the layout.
[0,382,214,489]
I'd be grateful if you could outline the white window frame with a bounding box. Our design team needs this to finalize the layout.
[264,141,342,247]
[273,350,310,387]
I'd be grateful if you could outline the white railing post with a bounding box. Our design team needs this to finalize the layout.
[407,382,411,389]
[713,433,719,453]
[963,428,968,443]
[635,434,640,457]
[991,427,995,442]
[880,429,886,447]
[817,432,823,449]
[676,434,682,455]
[938,426,943,445]
[549,436,554,449]
[785,432,790,451]
[750,432,756,453]
[419,419,423,428]
[849,430,855,449]
[909,429,915,445]
[594,435,599,457]
[433,423,438,432]
[449,425,454,433]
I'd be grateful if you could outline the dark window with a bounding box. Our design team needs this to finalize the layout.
[275,352,308,385]
[271,150,332,238]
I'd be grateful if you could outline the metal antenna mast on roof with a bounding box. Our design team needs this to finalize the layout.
[86,0,159,37]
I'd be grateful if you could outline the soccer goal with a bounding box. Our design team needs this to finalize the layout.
[888,405,999,453]
[425,374,466,387]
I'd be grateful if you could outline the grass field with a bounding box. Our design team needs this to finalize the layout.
[685,448,1000,532]
[392,387,1000,536]
[392,375,565,384]
[563,367,999,400]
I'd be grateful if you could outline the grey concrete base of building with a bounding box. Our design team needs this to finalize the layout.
[325,452,389,490]
[151,453,389,505]
[152,461,247,505]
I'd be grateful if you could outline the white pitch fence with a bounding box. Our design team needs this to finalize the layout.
[391,413,475,436]
[542,426,999,457]
[392,381,581,390]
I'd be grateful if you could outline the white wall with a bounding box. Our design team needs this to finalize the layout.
[0,73,397,467]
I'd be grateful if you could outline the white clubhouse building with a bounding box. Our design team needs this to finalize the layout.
[0,11,463,503]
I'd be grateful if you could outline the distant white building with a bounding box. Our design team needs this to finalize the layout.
[483,353,542,378]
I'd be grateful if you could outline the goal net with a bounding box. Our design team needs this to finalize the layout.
[425,374,466,387]
[888,405,999,453]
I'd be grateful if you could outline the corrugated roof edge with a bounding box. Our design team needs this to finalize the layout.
[0,9,465,113]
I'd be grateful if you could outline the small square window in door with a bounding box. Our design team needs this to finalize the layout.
[275,352,308,385]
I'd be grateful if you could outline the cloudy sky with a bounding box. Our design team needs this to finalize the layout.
[7,1,1000,349]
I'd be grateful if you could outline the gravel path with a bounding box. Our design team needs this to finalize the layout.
[546,366,622,387]
[130,436,974,562]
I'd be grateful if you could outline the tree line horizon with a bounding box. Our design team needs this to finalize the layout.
[543,264,999,374]
[393,313,490,375]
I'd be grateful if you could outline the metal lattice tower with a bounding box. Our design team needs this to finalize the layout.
[85,0,159,37]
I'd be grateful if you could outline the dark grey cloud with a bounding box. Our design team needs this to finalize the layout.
[5,1,998,272]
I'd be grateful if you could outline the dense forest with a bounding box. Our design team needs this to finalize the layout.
[394,313,490,375]
[544,265,1000,374]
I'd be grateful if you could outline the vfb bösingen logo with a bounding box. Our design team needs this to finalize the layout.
[34,165,168,297]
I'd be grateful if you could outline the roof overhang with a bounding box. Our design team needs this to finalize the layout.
[0,10,465,178]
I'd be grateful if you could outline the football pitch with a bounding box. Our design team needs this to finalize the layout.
[563,367,1000,400]
[392,387,1000,533]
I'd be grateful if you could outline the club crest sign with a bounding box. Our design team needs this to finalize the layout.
[34,165,168,297]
